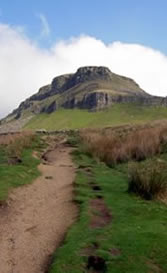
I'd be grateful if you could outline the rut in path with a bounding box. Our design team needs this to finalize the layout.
[0,144,78,273]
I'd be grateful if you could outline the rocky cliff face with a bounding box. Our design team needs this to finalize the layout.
[5,66,167,121]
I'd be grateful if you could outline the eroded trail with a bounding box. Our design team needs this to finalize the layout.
[0,144,78,273]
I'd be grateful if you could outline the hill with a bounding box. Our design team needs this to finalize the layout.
[1,66,167,131]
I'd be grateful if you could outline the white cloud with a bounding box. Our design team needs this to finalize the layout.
[0,23,167,118]
[37,13,51,38]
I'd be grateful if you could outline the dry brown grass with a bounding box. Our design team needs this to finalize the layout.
[0,131,33,145]
[0,131,35,161]
[81,125,167,165]
[0,133,21,145]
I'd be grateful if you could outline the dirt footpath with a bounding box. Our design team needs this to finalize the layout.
[0,144,78,273]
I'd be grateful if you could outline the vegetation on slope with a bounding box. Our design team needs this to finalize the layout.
[48,134,167,273]
[25,104,167,130]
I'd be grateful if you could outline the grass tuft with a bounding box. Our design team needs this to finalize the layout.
[6,132,36,161]
[128,160,167,200]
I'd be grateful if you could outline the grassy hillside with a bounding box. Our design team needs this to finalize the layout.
[25,104,167,130]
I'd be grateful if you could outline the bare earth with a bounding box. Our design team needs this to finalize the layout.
[0,144,78,273]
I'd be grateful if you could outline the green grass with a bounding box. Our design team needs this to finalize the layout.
[0,136,42,201]
[48,144,167,273]
[25,104,167,130]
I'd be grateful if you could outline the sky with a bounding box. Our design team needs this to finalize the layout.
[1,0,167,118]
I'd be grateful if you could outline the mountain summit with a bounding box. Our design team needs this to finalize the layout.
[7,66,154,121]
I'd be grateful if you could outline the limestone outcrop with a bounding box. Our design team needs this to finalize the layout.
[4,66,167,121]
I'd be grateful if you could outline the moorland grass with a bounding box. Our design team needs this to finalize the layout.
[48,142,167,273]
[81,125,167,165]
[0,134,43,201]
[128,160,167,200]
[81,123,167,200]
